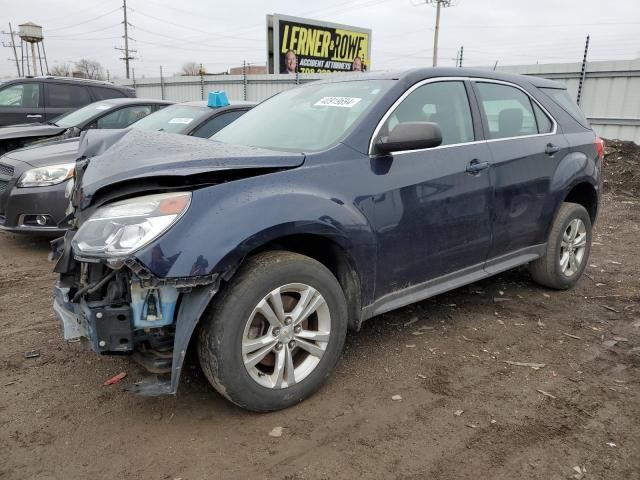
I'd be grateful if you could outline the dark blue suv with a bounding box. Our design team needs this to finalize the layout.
[52,68,603,411]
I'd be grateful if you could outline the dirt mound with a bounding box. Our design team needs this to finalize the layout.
[603,138,640,196]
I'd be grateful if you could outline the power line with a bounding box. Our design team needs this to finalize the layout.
[131,25,259,49]
[46,24,120,38]
[48,36,122,42]
[130,7,263,43]
[133,38,256,54]
[45,7,121,32]
[44,0,114,26]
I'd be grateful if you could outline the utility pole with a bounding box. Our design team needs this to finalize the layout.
[427,0,452,67]
[458,45,463,68]
[577,34,590,105]
[7,23,21,76]
[115,0,136,79]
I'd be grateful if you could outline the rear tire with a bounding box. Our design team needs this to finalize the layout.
[530,202,592,289]
[197,251,348,412]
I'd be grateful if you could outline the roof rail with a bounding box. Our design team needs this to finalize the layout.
[33,75,118,85]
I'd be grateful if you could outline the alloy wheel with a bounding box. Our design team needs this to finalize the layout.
[241,283,331,389]
[559,218,587,276]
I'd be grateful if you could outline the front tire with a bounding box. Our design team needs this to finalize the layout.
[530,202,592,289]
[197,251,348,411]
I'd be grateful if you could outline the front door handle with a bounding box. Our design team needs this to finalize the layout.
[545,143,561,156]
[466,160,489,174]
[26,114,43,119]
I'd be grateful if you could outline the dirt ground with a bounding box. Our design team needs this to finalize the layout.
[1,144,639,480]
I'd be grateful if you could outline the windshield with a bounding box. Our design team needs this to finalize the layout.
[132,104,210,134]
[212,79,393,152]
[54,102,115,128]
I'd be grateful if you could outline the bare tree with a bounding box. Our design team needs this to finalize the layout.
[181,61,205,76]
[74,59,106,80]
[49,63,73,77]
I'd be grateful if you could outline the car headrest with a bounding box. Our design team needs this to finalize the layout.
[498,108,523,138]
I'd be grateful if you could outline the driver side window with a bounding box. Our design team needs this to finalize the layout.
[380,81,474,146]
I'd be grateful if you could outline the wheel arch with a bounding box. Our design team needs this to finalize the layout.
[563,181,598,223]
[217,229,366,331]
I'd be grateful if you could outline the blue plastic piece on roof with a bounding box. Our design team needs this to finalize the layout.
[208,91,229,108]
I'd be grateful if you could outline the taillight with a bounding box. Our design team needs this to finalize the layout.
[595,136,604,162]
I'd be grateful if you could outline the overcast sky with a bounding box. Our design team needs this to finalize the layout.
[2,0,639,79]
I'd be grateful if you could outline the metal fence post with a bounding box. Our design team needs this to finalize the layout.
[577,35,590,105]
[243,60,247,101]
[160,65,165,100]
[200,63,205,100]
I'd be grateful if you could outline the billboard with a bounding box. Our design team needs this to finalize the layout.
[267,14,372,74]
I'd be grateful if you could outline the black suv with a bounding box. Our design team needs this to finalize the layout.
[0,76,135,127]
[52,68,602,411]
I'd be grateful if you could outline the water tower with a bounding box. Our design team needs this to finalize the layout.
[18,22,49,76]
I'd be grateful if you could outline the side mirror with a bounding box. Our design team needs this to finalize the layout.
[374,121,443,155]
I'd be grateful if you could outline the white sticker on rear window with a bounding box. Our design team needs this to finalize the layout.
[314,97,362,108]
[168,117,194,124]
[94,105,111,110]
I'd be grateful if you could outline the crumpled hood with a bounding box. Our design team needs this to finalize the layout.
[75,129,305,208]
[0,123,66,141]
[3,138,80,167]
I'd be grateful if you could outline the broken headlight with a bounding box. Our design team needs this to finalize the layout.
[72,192,191,258]
[17,163,75,187]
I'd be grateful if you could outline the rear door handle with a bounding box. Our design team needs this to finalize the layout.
[466,160,489,174]
[545,143,561,155]
[26,114,43,119]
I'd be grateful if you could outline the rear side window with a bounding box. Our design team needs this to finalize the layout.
[532,102,553,134]
[194,110,246,138]
[91,86,124,100]
[0,82,40,108]
[540,87,590,128]
[47,83,92,108]
[380,81,474,146]
[475,82,544,139]
[95,105,153,128]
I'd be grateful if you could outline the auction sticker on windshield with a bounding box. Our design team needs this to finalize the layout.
[314,97,362,108]
[168,118,195,124]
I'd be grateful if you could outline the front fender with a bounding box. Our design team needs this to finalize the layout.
[134,176,377,302]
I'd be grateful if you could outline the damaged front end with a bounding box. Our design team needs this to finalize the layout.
[52,229,219,396]
[51,185,216,396]
[50,128,305,395]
